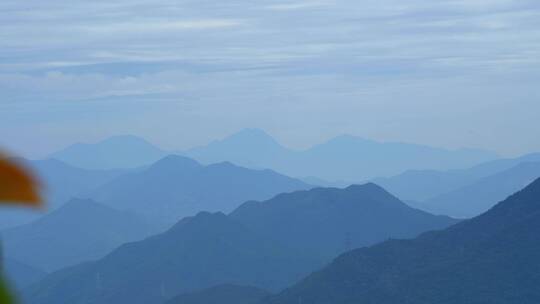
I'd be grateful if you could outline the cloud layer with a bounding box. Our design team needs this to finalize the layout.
[1,0,539,157]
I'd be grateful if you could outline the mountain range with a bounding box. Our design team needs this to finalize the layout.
[24,184,457,304]
[2,199,156,272]
[89,155,311,226]
[47,130,498,181]
[184,128,498,181]
[24,211,318,304]
[50,135,166,170]
[230,184,457,259]
[419,161,540,218]
[0,158,125,229]
[375,153,540,217]
[264,177,540,304]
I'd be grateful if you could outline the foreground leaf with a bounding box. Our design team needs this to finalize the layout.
[0,154,43,304]
[0,156,42,206]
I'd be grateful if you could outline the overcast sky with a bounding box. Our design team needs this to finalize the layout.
[1,0,539,158]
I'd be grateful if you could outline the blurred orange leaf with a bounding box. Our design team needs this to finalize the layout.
[0,156,42,207]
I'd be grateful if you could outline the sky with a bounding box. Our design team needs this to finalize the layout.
[1,0,539,158]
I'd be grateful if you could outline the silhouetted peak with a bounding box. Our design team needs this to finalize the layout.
[231,128,273,139]
[236,183,401,214]
[169,211,230,233]
[345,182,392,194]
[193,210,228,220]
[221,128,282,148]
[149,154,201,171]
[208,161,238,169]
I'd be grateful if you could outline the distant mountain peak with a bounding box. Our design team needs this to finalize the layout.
[233,128,273,137]
[342,183,401,201]
[178,211,228,225]
[168,211,229,233]
[255,183,400,207]
[51,134,166,170]
[346,182,386,191]
[219,128,283,148]
[149,154,201,170]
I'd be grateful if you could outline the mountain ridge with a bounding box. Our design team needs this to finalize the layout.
[24,183,457,304]
[2,198,156,272]
[90,154,311,226]
[50,135,166,170]
[230,183,458,259]
[24,211,319,304]
[263,178,540,304]
[185,128,498,181]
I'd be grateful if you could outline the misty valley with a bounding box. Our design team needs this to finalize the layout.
[1,131,540,303]
[1,1,539,303]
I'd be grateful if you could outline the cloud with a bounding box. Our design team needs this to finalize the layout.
[264,1,333,11]
[0,0,540,156]
[80,19,245,34]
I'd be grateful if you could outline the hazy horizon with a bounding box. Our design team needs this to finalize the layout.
[2,2,540,303]
[0,128,511,160]
[1,0,539,158]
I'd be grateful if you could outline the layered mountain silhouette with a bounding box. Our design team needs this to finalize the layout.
[90,155,310,226]
[0,158,125,229]
[47,130,497,181]
[25,184,457,304]
[230,184,458,259]
[29,158,126,204]
[50,135,166,170]
[264,178,540,304]
[165,284,270,304]
[374,152,540,202]
[24,212,318,304]
[185,129,290,170]
[419,161,540,218]
[2,199,156,272]
[184,129,498,181]
[3,259,46,291]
